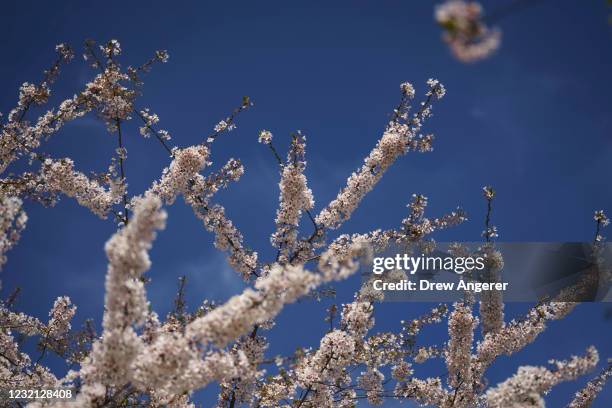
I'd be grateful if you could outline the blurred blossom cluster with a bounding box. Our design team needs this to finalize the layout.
[436,0,501,63]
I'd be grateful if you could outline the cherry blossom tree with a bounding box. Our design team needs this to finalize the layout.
[0,40,610,408]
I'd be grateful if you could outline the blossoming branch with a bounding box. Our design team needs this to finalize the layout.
[0,40,609,408]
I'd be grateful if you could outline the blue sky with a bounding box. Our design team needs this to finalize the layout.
[1,0,611,406]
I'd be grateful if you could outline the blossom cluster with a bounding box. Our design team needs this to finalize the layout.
[270,132,314,262]
[0,195,27,271]
[436,0,501,63]
[594,209,610,242]
[316,79,445,230]
[41,158,124,218]
[486,347,599,408]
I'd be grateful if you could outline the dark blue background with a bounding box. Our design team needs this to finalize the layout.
[1,1,610,406]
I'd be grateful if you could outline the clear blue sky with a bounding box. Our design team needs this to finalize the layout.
[1,0,611,406]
